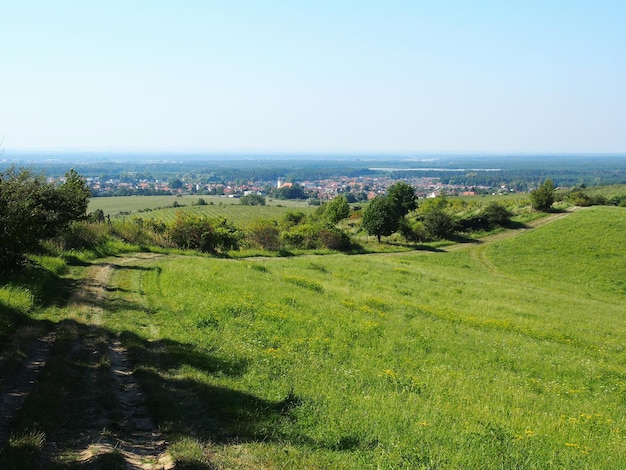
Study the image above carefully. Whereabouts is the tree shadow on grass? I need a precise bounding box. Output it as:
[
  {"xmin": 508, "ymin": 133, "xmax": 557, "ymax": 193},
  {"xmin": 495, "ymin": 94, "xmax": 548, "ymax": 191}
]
[
  {"xmin": 1, "ymin": 263, "xmax": 77, "ymax": 309},
  {"xmin": 119, "ymin": 330, "xmax": 306, "ymax": 444}
]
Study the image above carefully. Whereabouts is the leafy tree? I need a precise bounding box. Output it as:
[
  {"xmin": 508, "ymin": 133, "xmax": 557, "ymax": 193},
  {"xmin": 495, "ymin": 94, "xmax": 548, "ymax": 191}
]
[
  {"xmin": 0, "ymin": 167, "xmax": 90, "ymax": 270},
  {"xmin": 325, "ymin": 195, "xmax": 350, "ymax": 224},
  {"xmin": 169, "ymin": 178, "xmax": 184, "ymax": 190},
  {"xmin": 272, "ymin": 183, "xmax": 306, "ymax": 200},
  {"xmin": 387, "ymin": 182, "xmax": 418, "ymax": 218},
  {"xmin": 240, "ymin": 194, "xmax": 266, "ymax": 206},
  {"xmin": 530, "ymin": 179, "xmax": 555, "ymax": 212},
  {"xmin": 361, "ymin": 195, "xmax": 399, "ymax": 242},
  {"xmin": 58, "ymin": 169, "xmax": 91, "ymax": 225}
]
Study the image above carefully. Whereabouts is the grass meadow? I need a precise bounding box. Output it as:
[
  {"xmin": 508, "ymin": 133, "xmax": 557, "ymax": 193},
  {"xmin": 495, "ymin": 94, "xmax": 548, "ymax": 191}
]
[{"xmin": 27, "ymin": 205, "xmax": 620, "ymax": 468}]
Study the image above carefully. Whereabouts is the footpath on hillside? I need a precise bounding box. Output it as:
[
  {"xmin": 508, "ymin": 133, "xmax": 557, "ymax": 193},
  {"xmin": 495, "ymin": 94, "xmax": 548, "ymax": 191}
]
[{"xmin": 0, "ymin": 208, "xmax": 580, "ymax": 467}]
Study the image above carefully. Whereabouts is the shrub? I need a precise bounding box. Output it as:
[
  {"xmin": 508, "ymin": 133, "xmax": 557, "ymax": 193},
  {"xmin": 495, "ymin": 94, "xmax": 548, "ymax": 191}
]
[
  {"xmin": 240, "ymin": 194, "xmax": 266, "ymax": 206},
  {"xmin": 52, "ymin": 221, "xmax": 109, "ymax": 251},
  {"xmin": 247, "ymin": 220, "xmax": 281, "ymax": 251},
  {"xmin": 398, "ymin": 218, "xmax": 426, "ymax": 242},
  {"xmin": 317, "ymin": 227, "xmax": 351, "ymax": 250},
  {"xmin": 422, "ymin": 209, "xmax": 456, "ymax": 240},
  {"xmin": 530, "ymin": 179, "xmax": 555, "ymax": 212},
  {"xmin": 281, "ymin": 224, "xmax": 319, "ymax": 249},
  {"xmin": 168, "ymin": 213, "xmax": 241, "ymax": 253}
]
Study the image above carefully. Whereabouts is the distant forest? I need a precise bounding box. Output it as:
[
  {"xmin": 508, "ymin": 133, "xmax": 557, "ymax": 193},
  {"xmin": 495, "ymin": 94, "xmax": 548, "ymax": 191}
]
[{"xmin": 2, "ymin": 154, "xmax": 626, "ymax": 188}]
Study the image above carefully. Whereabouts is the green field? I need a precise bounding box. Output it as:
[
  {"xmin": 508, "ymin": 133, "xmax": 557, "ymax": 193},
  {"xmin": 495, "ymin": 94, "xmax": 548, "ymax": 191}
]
[
  {"xmin": 2, "ymin": 206, "xmax": 626, "ymax": 468},
  {"xmin": 89, "ymin": 195, "xmax": 313, "ymax": 215}
]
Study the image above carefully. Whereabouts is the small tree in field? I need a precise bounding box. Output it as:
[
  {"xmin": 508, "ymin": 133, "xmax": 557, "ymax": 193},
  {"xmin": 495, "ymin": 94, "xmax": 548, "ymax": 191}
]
[
  {"xmin": 530, "ymin": 179, "xmax": 555, "ymax": 212},
  {"xmin": 361, "ymin": 195, "xmax": 399, "ymax": 242},
  {"xmin": 325, "ymin": 195, "xmax": 350, "ymax": 225}
]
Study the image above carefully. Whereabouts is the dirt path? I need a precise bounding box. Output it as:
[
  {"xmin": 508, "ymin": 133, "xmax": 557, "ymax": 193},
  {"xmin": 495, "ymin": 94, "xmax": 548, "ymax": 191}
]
[
  {"xmin": 0, "ymin": 253, "xmax": 173, "ymax": 468},
  {"xmin": 56, "ymin": 253, "xmax": 174, "ymax": 469}
]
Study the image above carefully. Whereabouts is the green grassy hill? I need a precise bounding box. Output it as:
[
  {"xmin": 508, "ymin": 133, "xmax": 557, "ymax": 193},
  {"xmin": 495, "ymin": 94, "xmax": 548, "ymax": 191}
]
[{"xmin": 2, "ymin": 207, "xmax": 625, "ymax": 468}]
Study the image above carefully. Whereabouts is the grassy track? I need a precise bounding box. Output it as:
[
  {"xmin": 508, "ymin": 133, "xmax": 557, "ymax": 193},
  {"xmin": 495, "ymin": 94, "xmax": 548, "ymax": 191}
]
[{"xmin": 2, "ymin": 206, "xmax": 625, "ymax": 468}]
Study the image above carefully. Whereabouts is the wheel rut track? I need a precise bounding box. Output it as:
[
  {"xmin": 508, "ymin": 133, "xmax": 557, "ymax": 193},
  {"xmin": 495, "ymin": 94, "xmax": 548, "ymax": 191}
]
[
  {"xmin": 0, "ymin": 331, "xmax": 56, "ymax": 448},
  {"xmin": 0, "ymin": 253, "xmax": 173, "ymax": 468},
  {"xmin": 53, "ymin": 253, "xmax": 174, "ymax": 469}
]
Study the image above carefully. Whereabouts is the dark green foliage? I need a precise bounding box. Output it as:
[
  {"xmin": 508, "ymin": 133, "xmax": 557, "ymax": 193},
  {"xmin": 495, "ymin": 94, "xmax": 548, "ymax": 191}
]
[
  {"xmin": 387, "ymin": 181, "xmax": 418, "ymax": 218},
  {"xmin": 168, "ymin": 213, "xmax": 241, "ymax": 253},
  {"xmin": 281, "ymin": 224, "xmax": 320, "ymax": 249},
  {"xmin": 247, "ymin": 219, "xmax": 281, "ymax": 250},
  {"xmin": 324, "ymin": 195, "xmax": 350, "ymax": 224},
  {"xmin": 240, "ymin": 194, "xmax": 266, "ymax": 206},
  {"xmin": 281, "ymin": 211, "xmax": 307, "ymax": 228},
  {"xmin": 457, "ymin": 203, "xmax": 512, "ymax": 232},
  {"xmin": 361, "ymin": 195, "xmax": 399, "ymax": 242},
  {"xmin": 316, "ymin": 227, "xmax": 351, "ymax": 250},
  {"xmin": 272, "ymin": 183, "xmax": 306, "ymax": 200},
  {"xmin": 482, "ymin": 202, "xmax": 512, "ymax": 227},
  {"xmin": 567, "ymin": 189, "xmax": 612, "ymax": 207},
  {"xmin": 611, "ymin": 195, "xmax": 626, "ymax": 207},
  {"xmin": 89, "ymin": 208, "xmax": 106, "ymax": 223},
  {"xmin": 422, "ymin": 209, "xmax": 456, "ymax": 240},
  {"xmin": 530, "ymin": 179, "xmax": 555, "ymax": 212},
  {"xmin": 169, "ymin": 178, "xmax": 183, "ymax": 189},
  {"xmin": 53, "ymin": 221, "xmax": 109, "ymax": 251},
  {"xmin": 194, "ymin": 197, "xmax": 208, "ymax": 206},
  {"xmin": 0, "ymin": 167, "xmax": 90, "ymax": 271},
  {"xmin": 398, "ymin": 217, "xmax": 426, "ymax": 242},
  {"xmin": 280, "ymin": 222, "xmax": 350, "ymax": 251}
]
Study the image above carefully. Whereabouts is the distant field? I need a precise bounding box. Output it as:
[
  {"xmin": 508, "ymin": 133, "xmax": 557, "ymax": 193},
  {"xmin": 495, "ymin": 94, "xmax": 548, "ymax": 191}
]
[
  {"xmin": 582, "ymin": 184, "xmax": 626, "ymax": 198},
  {"xmin": 88, "ymin": 195, "xmax": 316, "ymax": 224},
  {"xmin": 72, "ymin": 206, "xmax": 626, "ymax": 467}
]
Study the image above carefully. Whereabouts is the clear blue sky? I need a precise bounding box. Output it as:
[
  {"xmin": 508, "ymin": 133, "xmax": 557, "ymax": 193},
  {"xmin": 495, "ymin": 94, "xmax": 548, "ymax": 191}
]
[{"xmin": 1, "ymin": 0, "xmax": 625, "ymax": 154}]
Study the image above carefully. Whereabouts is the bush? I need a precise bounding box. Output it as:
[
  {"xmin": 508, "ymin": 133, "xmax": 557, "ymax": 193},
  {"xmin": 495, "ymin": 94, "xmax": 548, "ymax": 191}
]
[
  {"xmin": 398, "ymin": 218, "xmax": 426, "ymax": 242},
  {"xmin": 281, "ymin": 224, "xmax": 319, "ymax": 249},
  {"xmin": 246, "ymin": 220, "xmax": 281, "ymax": 251},
  {"xmin": 317, "ymin": 227, "xmax": 351, "ymax": 250},
  {"xmin": 240, "ymin": 194, "xmax": 266, "ymax": 206},
  {"xmin": 530, "ymin": 179, "xmax": 555, "ymax": 212},
  {"xmin": 52, "ymin": 221, "xmax": 109, "ymax": 251},
  {"xmin": 281, "ymin": 223, "xmax": 351, "ymax": 251},
  {"xmin": 168, "ymin": 213, "xmax": 241, "ymax": 253},
  {"xmin": 422, "ymin": 209, "xmax": 456, "ymax": 240}
]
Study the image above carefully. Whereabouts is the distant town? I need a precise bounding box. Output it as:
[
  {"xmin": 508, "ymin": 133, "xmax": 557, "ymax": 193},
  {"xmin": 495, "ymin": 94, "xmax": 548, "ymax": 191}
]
[{"xmin": 73, "ymin": 173, "xmax": 516, "ymax": 202}]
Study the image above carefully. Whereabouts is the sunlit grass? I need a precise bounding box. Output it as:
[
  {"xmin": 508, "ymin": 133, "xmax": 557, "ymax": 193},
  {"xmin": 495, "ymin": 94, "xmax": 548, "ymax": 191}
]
[{"xmin": 90, "ymin": 206, "xmax": 626, "ymax": 468}]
